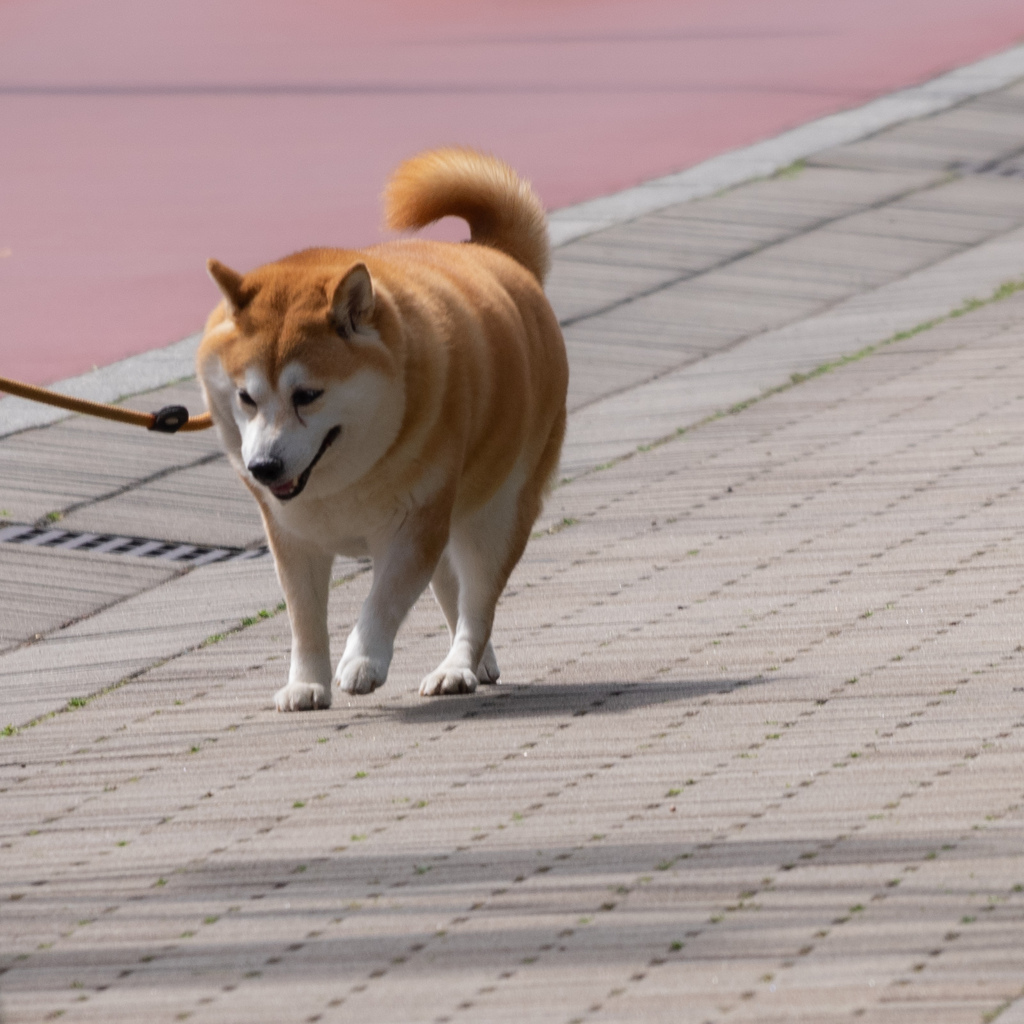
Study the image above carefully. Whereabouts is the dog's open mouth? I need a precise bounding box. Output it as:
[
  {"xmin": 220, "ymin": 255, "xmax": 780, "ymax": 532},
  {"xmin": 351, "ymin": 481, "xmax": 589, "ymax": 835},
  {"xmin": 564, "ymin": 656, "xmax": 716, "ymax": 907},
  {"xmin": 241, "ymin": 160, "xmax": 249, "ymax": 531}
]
[{"xmin": 269, "ymin": 426, "xmax": 342, "ymax": 501}]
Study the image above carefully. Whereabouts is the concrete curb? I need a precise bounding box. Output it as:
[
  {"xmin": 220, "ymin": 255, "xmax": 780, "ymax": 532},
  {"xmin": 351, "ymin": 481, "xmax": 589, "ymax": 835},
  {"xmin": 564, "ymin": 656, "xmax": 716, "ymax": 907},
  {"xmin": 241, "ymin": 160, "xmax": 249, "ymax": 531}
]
[
  {"xmin": 546, "ymin": 41, "xmax": 1024, "ymax": 245},
  {"xmin": 0, "ymin": 332, "xmax": 202, "ymax": 438},
  {"xmin": 3, "ymin": 40, "xmax": 1024, "ymax": 439}
]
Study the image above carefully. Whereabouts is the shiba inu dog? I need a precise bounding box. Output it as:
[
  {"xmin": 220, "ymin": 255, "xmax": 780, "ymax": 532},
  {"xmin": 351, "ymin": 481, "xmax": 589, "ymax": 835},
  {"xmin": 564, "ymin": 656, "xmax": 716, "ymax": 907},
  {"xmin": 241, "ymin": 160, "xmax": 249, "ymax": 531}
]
[{"xmin": 197, "ymin": 148, "xmax": 568, "ymax": 711}]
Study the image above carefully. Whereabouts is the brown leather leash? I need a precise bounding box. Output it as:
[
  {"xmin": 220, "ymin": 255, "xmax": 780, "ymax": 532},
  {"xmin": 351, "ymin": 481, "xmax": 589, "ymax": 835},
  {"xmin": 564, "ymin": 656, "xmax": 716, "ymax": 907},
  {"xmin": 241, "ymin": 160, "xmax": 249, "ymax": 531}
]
[{"xmin": 0, "ymin": 375, "xmax": 213, "ymax": 433}]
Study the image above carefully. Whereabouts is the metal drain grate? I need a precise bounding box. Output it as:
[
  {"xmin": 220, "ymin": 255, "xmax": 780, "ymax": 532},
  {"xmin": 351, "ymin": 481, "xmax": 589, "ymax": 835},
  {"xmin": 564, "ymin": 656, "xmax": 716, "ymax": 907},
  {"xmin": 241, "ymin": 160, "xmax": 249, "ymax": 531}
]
[{"xmin": 0, "ymin": 522, "xmax": 269, "ymax": 566}]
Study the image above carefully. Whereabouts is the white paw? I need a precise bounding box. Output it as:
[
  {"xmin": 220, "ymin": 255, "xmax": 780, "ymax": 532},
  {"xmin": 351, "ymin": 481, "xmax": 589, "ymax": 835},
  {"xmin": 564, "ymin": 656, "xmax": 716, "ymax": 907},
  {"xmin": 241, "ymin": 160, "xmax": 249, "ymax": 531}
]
[
  {"xmin": 337, "ymin": 657, "xmax": 388, "ymax": 695},
  {"xmin": 419, "ymin": 667, "xmax": 479, "ymax": 697},
  {"xmin": 274, "ymin": 682, "xmax": 331, "ymax": 712},
  {"xmin": 476, "ymin": 645, "xmax": 500, "ymax": 685}
]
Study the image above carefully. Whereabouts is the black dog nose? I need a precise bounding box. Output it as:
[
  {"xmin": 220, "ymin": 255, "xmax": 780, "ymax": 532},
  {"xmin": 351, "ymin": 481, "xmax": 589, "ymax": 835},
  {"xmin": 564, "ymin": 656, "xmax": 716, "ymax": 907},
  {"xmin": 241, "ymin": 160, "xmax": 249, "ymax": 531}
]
[{"xmin": 248, "ymin": 456, "xmax": 284, "ymax": 485}]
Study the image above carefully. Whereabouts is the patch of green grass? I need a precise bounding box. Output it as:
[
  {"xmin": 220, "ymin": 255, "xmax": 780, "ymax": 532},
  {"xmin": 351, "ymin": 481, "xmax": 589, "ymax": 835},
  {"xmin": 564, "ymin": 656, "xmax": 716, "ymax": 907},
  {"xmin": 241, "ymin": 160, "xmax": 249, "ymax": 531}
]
[
  {"xmin": 773, "ymin": 159, "xmax": 806, "ymax": 179},
  {"xmin": 240, "ymin": 609, "xmax": 275, "ymax": 627},
  {"xmin": 534, "ymin": 516, "xmax": 580, "ymax": 539},
  {"xmin": 202, "ymin": 602, "xmax": 295, "ymax": 649}
]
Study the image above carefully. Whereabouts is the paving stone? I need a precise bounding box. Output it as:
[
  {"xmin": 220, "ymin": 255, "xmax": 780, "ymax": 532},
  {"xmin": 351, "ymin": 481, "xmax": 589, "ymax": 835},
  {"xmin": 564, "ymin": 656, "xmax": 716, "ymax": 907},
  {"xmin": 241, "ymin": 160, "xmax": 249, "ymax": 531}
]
[{"xmin": 0, "ymin": 545, "xmax": 177, "ymax": 650}]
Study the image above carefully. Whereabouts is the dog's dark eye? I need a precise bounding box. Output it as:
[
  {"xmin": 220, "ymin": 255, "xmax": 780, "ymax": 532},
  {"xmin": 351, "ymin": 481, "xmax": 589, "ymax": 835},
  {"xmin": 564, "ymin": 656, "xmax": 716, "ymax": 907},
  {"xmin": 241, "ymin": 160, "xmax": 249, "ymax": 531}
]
[
  {"xmin": 238, "ymin": 389, "xmax": 256, "ymax": 408},
  {"xmin": 293, "ymin": 388, "xmax": 323, "ymax": 409}
]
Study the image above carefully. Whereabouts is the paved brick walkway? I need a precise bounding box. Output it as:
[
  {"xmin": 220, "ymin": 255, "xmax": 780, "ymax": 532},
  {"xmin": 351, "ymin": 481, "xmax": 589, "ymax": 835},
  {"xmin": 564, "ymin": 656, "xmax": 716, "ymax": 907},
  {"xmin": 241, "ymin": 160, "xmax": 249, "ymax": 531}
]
[{"xmin": 4, "ymin": 78, "xmax": 1024, "ymax": 1024}]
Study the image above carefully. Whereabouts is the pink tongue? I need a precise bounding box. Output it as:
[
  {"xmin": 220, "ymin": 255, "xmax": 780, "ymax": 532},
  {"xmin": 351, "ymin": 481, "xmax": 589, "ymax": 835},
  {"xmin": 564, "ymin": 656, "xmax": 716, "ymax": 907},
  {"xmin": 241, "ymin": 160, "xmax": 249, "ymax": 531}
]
[{"xmin": 271, "ymin": 479, "xmax": 296, "ymax": 496}]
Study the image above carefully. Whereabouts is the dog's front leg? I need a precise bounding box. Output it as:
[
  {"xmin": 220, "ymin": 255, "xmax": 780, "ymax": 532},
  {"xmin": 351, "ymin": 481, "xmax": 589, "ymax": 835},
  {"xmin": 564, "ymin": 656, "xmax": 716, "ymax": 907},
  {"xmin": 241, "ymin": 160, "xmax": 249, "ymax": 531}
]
[
  {"xmin": 336, "ymin": 507, "xmax": 448, "ymax": 696},
  {"xmin": 268, "ymin": 531, "xmax": 334, "ymax": 712}
]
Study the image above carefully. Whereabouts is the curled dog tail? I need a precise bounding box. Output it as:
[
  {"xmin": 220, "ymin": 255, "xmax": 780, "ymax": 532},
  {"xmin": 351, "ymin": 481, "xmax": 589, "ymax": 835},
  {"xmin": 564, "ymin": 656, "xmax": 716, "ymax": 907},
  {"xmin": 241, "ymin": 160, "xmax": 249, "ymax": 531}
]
[{"xmin": 384, "ymin": 147, "xmax": 551, "ymax": 284}]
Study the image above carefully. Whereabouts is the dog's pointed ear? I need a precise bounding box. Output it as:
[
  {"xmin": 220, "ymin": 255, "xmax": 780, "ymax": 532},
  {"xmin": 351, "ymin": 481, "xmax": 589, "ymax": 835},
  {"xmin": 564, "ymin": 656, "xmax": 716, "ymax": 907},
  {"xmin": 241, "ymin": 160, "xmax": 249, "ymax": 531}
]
[
  {"xmin": 329, "ymin": 263, "xmax": 375, "ymax": 339},
  {"xmin": 207, "ymin": 258, "xmax": 250, "ymax": 314}
]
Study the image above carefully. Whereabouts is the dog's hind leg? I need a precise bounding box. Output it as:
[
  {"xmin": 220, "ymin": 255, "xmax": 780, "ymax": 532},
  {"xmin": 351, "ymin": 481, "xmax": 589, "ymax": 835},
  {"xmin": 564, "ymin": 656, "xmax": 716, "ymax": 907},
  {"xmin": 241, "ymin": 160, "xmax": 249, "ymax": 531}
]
[
  {"xmin": 421, "ymin": 409, "xmax": 565, "ymax": 697},
  {"xmin": 430, "ymin": 550, "xmax": 500, "ymax": 684},
  {"xmin": 419, "ymin": 466, "xmax": 534, "ymax": 697},
  {"xmin": 337, "ymin": 499, "xmax": 451, "ymax": 695}
]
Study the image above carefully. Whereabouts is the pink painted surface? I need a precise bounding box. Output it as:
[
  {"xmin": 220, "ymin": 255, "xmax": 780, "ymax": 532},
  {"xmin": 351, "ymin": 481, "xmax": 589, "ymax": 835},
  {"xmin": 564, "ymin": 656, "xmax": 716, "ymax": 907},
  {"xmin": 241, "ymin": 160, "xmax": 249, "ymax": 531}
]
[{"xmin": 2, "ymin": 0, "xmax": 1024, "ymax": 384}]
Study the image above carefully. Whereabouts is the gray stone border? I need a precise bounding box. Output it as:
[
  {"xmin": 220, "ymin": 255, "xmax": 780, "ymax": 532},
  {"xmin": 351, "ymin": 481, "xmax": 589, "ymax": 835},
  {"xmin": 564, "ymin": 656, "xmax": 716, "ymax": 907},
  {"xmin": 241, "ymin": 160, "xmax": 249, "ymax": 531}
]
[
  {"xmin": 3, "ymin": 40, "xmax": 1024, "ymax": 438},
  {"xmin": 0, "ymin": 332, "xmax": 203, "ymax": 437},
  {"xmin": 547, "ymin": 42, "xmax": 1024, "ymax": 245}
]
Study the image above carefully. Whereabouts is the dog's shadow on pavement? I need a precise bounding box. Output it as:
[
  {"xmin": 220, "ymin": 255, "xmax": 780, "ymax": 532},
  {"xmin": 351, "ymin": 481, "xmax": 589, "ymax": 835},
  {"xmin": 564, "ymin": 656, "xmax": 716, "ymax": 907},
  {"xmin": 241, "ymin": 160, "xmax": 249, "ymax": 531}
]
[{"xmin": 387, "ymin": 675, "xmax": 774, "ymax": 726}]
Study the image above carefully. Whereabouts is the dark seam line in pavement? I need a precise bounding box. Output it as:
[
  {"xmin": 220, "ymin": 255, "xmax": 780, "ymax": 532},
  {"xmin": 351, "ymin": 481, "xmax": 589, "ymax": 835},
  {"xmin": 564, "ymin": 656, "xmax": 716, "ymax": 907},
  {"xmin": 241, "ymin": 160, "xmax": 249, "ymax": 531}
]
[
  {"xmin": 959, "ymin": 138, "xmax": 1024, "ymax": 175},
  {"xmin": 563, "ymin": 215, "xmax": 1024, "ymax": 422},
  {"xmin": 556, "ymin": 169, "xmax": 961, "ymax": 333},
  {"xmin": 0, "ymin": 563, "xmax": 192, "ymax": 678},
  {"xmin": 38, "ymin": 449, "xmax": 225, "ymax": 528}
]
